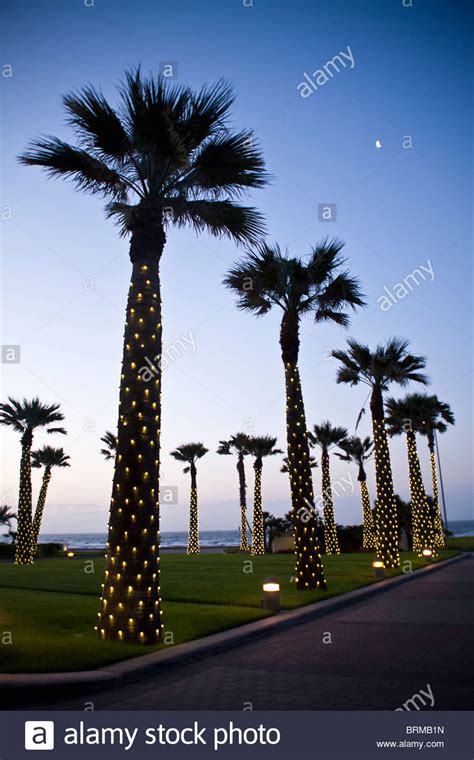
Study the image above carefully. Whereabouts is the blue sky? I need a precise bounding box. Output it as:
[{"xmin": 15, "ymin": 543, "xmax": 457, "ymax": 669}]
[{"xmin": 1, "ymin": 0, "xmax": 472, "ymax": 533}]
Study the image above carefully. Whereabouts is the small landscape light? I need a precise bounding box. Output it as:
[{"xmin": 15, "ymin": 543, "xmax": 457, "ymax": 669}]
[
  {"xmin": 67, "ymin": 551, "xmax": 75, "ymax": 558},
  {"xmin": 372, "ymin": 558, "xmax": 385, "ymax": 580},
  {"xmin": 422, "ymin": 548, "xmax": 433, "ymax": 559},
  {"xmin": 262, "ymin": 577, "xmax": 280, "ymax": 611}
]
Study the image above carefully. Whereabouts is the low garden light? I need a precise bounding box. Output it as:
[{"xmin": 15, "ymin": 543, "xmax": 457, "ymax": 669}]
[
  {"xmin": 262, "ymin": 577, "xmax": 280, "ymax": 611},
  {"xmin": 422, "ymin": 548, "xmax": 433, "ymax": 560},
  {"xmin": 67, "ymin": 550, "xmax": 75, "ymax": 558},
  {"xmin": 372, "ymin": 558, "xmax": 385, "ymax": 580}
]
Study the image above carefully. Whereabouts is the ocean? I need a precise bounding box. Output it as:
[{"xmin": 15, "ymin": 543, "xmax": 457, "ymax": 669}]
[
  {"xmin": 4, "ymin": 520, "xmax": 473, "ymax": 550},
  {"xmin": 29, "ymin": 529, "xmax": 242, "ymax": 550}
]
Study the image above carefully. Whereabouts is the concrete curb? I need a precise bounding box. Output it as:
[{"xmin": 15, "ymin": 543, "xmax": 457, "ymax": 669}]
[{"xmin": 0, "ymin": 552, "xmax": 469, "ymax": 701}]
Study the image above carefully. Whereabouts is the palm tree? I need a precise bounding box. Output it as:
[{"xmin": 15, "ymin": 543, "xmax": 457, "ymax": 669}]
[
  {"xmin": 225, "ymin": 240, "xmax": 364, "ymax": 588},
  {"xmin": 309, "ymin": 421, "xmax": 348, "ymax": 555},
  {"xmin": 31, "ymin": 446, "xmax": 71, "ymax": 552},
  {"xmin": 332, "ymin": 338, "xmax": 428, "ymax": 568},
  {"xmin": 0, "ymin": 397, "xmax": 66, "ymax": 565},
  {"xmin": 0, "ymin": 505, "xmax": 16, "ymax": 528},
  {"xmin": 385, "ymin": 394, "xmax": 435, "ymax": 556},
  {"xmin": 408, "ymin": 394, "xmax": 454, "ymax": 548},
  {"xmin": 246, "ymin": 435, "xmax": 282, "ymax": 555},
  {"xmin": 20, "ymin": 70, "xmax": 268, "ymax": 643},
  {"xmin": 217, "ymin": 433, "xmax": 252, "ymax": 551},
  {"xmin": 170, "ymin": 443, "xmax": 208, "ymax": 555},
  {"xmin": 100, "ymin": 431, "xmax": 117, "ymax": 461},
  {"xmin": 336, "ymin": 435, "xmax": 376, "ymax": 550}
]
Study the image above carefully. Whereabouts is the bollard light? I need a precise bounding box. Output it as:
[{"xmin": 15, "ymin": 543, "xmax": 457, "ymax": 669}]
[
  {"xmin": 67, "ymin": 551, "xmax": 75, "ymax": 558},
  {"xmin": 372, "ymin": 558, "xmax": 385, "ymax": 580},
  {"xmin": 422, "ymin": 548, "xmax": 433, "ymax": 559},
  {"xmin": 262, "ymin": 577, "xmax": 280, "ymax": 611}
]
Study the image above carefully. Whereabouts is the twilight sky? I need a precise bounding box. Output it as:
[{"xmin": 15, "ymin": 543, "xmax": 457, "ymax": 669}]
[{"xmin": 1, "ymin": 0, "xmax": 472, "ymax": 534}]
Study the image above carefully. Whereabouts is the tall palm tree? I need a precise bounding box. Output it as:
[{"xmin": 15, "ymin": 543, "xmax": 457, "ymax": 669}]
[
  {"xmin": 0, "ymin": 397, "xmax": 66, "ymax": 565},
  {"xmin": 332, "ymin": 338, "xmax": 428, "ymax": 568},
  {"xmin": 20, "ymin": 70, "xmax": 268, "ymax": 643},
  {"xmin": 217, "ymin": 433, "xmax": 252, "ymax": 551},
  {"xmin": 100, "ymin": 431, "xmax": 117, "ymax": 461},
  {"xmin": 336, "ymin": 435, "xmax": 376, "ymax": 550},
  {"xmin": 225, "ymin": 240, "xmax": 364, "ymax": 588},
  {"xmin": 385, "ymin": 394, "xmax": 435, "ymax": 556},
  {"xmin": 170, "ymin": 443, "xmax": 208, "ymax": 555},
  {"xmin": 31, "ymin": 446, "xmax": 71, "ymax": 552},
  {"xmin": 246, "ymin": 435, "xmax": 282, "ymax": 555},
  {"xmin": 0, "ymin": 505, "xmax": 16, "ymax": 528},
  {"xmin": 309, "ymin": 421, "xmax": 348, "ymax": 555},
  {"xmin": 409, "ymin": 394, "xmax": 454, "ymax": 548}
]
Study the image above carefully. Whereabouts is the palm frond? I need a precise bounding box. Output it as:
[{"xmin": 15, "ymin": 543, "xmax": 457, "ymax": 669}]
[
  {"xmin": 19, "ymin": 138, "xmax": 128, "ymax": 199},
  {"xmin": 63, "ymin": 86, "xmax": 132, "ymax": 160},
  {"xmin": 309, "ymin": 421, "xmax": 348, "ymax": 450},
  {"xmin": 32, "ymin": 445, "xmax": 70, "ymax": 469},
  {"xmin": 163, "ymin": 198, "xmax": 266, "ymax": 245},
  {"xmin": 174, "ymin": 130, "xmax": 270, "ymax": 198}
]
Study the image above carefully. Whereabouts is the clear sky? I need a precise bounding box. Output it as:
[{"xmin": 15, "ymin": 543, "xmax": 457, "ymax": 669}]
[{"xmin": 1, "ymin": 0, "xmax": 472, "ymax": 534}]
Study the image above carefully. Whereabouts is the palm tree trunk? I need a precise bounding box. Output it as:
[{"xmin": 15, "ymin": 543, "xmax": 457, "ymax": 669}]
[
  {"xmin": 359, "ymin": 470, "xmax": 377, "ymax": 550},
  {"xmin": 370, "ymin": 386, "xmax": 400, "ymax": 568},
  {"xmin": 31, "ymin": 466, "xmax": 52, "ymax": 554},
  {"xmin": 428, "ymin": 439, "xmax": 444, "ymax": 547},
  {"xmin": 98, "ymin": 236, "xmax": 164, "ymax": 644},
  {"xmin": 251, "ymin": 458, "xmax": 265, "ymax": 555},
  {"xmin": 237, "ymin": 453, "xmax": 249, "ymax": 552},
  {"xmin": 406, "ymin": 431, "xmax": 436, "ymax": 556},
  {"xmin": 280, "ymin": 312, "xmax": 326, "ymax": 590},
  {"xmin": 15, "ymin": 429, "xmax": 34, "ymax": 565},
  {"xmin": 187, "ymin": 462, "xmax": 200, "ymax": 555},
  {"xmin": 321, "ymin": 449, "xmax": 340, "ymax": 554}
]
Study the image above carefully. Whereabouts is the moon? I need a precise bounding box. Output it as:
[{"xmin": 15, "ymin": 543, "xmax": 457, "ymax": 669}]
[{"xmin": 375, "ymin": 139, "xmax": 382, "ymax": 149}]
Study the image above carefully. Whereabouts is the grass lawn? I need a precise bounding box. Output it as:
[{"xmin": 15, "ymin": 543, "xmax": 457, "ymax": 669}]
[
  {"xmin": 0, "ymin": 550, "xmax": 459, "ymax": 673},
  {"xmin": 445, "ymin": 535, "xmax": 474, "ymax": 551}
]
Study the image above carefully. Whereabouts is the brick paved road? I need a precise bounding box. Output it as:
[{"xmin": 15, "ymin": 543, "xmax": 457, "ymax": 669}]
[{"xmin": 33, "ymin": 557, "xmax": 474, "ymax": 710}]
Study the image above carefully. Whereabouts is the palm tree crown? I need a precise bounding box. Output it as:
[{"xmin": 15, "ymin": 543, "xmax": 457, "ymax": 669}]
[
  {"xmin": 246, "ymin": 435, "xmax": 282, "ymax": 462},
  {"xmin": 385, "ymin": 395, "xmax": 426, "ymax": 437},
  {"xmin": 336, "ymin": 435, "xmax": 373, "ymax": 476},
  {"xmin": 170, "ymin": 442, "xmax": 209, "ymax": 473},
  {"xmin": 0, "ymin": 397, "xmax": 66, "ymax": 441},
  {"xmin": 310, "ymin": 421, "xmax": 348, "ymax": 454},
  {"xmin": 32, "ymin": 446, "xmax": 71, "ymax": 470},
  {"xmin": 414, "ymin": 394, "xmax": 455, "ymax": 446},
  {"xmin": 100, "ymin": 431, "xmax": 118, "ymax": 461},
  {"xmin": 224, "ymin": 239, "xmax": 364, "ymax": 357},
  {"xmin": 0, "ymin": 505, "xmax": 16, "ymax": 527},
  {"xmin": 19, "ymin": 70, "xmax": 269, "ymax": 249},
  {"xmin": 332, "ymin": 338, "xmax": 428, "ymax": 393},
  {"xmin": 217, "ymin": 432, "xmax": 251, "ymax": 457}
]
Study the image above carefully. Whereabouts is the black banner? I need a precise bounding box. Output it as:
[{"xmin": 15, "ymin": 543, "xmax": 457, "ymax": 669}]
[{"xmin": 2, "ymin": 711, "xmax": 473, "ymax": 759}]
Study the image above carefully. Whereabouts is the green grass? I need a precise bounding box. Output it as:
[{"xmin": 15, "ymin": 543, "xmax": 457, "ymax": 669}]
[
  {"xmin": 446, "ymin": 535, "xmax": 474, "ymax": 551},
  {"xmin": 0, "ymin": 550, "xmax": 458, "ymax": 673},
  {"xmin": 0, "ymin": 588, "xmax": 271, "ymax": 673}
]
